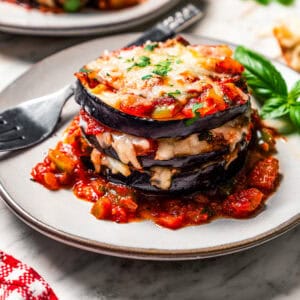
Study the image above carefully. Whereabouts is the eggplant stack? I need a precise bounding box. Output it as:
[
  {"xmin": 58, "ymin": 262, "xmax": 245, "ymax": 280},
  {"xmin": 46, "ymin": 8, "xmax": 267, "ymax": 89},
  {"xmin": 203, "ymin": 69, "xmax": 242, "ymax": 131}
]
[{"xmin": 75, "ymin": 38, "xmax": 252, "ymax": 194}]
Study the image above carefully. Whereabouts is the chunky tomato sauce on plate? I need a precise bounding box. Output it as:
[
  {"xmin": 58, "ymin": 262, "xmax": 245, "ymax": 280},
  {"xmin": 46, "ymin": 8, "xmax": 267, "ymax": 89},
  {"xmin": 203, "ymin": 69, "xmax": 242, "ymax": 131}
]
[{"xmin": 31, "ymin": 111, "xmax": 280, "ymax": 229}]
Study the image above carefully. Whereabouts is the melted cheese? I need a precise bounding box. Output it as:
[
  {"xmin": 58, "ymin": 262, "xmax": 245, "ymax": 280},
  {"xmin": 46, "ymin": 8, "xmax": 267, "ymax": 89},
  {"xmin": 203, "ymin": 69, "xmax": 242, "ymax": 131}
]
[
  {"xmin": 84, "ymin": 40, "xmax": 244, "ymax": 109},
  {"xmin": 89, "ymin": 113, "xmax": 250, "ymax": 165},
  {"xmin": 90, "ymin": 148, "xmax": 131, "ymax": 177},
  {"xmin": 156, "ymin": 135, "xmax": 210, "ymax": 160},
  {"xmin": 90, "ymin": 131, "xmax": 249, "ymax": 190},
  {"xmin": 211, "ymin": 116, "xmax": 250, "ymax": 151},
  {"xmin": 150, "ymin": 167, "xmax": 175, "ymax": 190},
  {"xmin": 95, "ymin": 132, "xmax": 150, "ymax": 169}
]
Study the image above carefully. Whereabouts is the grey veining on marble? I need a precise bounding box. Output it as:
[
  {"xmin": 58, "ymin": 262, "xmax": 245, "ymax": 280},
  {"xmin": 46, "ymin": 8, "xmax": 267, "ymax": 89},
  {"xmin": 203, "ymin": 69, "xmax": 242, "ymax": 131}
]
[{"xmin": 0, "ymin": 0, "xmax": 300, "ymax": 299}]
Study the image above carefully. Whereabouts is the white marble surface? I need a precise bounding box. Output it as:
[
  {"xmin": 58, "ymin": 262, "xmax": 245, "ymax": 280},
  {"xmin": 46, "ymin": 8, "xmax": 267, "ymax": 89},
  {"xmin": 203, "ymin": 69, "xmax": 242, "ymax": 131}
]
[{"xmin": 0, "ymin": 0, "xmax": 299, "ymax": 299}]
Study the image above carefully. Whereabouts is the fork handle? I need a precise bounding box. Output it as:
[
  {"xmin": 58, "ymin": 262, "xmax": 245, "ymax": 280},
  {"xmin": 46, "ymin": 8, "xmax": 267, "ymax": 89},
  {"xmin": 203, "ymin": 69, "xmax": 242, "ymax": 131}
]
[
  {"xmin": 20, "ymin": 83, "xmax": 75, "ymax": 109},
  {"xmin": 126, "ymin": 3, "xmax": 204, "ymax": 47}
]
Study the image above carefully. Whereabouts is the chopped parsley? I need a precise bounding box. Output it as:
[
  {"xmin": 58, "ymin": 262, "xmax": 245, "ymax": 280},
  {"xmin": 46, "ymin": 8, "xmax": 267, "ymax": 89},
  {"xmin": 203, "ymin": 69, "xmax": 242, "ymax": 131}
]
[
  {"xmin": 141, "ymin": 74, "xmax": 153, "ymax": 80},
  {"xmin": 128, "ymin": 56, "xmax": 151, "ymax": 70},
  {"xmin": 176, "ymin": 59, "xmax": 183, "ymax": 64},
  {"xmin": 135, "ymin": 56, "xmax": 151, "ymax": 67},
  {"xmin": 125, "ymin": 57, "xmax": 134, "ymax": 63},
  {"xmin": 79, "ymin": 67, "xmax": 91, "ymax": 73},
  {"xmin": 144, "ymin": 43, "xmax": 158, "ymax": 52},
  {"xmin": 152, "ymin": 59, "xmax": 172, "ymax": 77},
  {"xmin": 167, "ymin": 90, "xmax": 181, "ymax": 97},
  {"xmin": 185, "ymin": 103, "xmax": 204, "ymax": 126},
  {"xmin": 106, "ymin": 73, "xmax": 111, "ymax": 76}
]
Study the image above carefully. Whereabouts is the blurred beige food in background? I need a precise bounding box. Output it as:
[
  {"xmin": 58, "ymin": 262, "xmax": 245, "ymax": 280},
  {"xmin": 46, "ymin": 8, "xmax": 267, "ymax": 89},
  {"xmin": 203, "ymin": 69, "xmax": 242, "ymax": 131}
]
[{"xmin": 274, "ymin": 20, "xmax": 300, "ymax": 72}]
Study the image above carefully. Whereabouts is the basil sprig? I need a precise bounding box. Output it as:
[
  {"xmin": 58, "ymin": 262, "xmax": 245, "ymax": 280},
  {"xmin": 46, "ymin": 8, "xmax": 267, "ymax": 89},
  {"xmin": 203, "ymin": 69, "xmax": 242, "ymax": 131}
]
[{"xmin": 234, "ymin": 46, "xmax": 300, "ymax": 128}]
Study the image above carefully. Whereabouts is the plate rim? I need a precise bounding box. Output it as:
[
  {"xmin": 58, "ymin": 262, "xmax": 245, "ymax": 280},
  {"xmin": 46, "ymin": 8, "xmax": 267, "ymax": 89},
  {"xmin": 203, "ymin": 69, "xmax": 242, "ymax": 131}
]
[
  {"xmin": 0, "ymin": 33, "xmax": 299, "ymax": 260},
  {"xmin": 0, "ymin": 0, "xmax": 180, "ymax": 36},
  {"xmin": 1, "ymin": 183, "xmax": 299, "ymax": 260}
]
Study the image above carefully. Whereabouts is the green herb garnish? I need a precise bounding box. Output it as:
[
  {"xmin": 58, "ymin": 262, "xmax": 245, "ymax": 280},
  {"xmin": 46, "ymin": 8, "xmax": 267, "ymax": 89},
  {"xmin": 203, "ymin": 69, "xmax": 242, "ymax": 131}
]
[
  {"xmin": 250, "ymin": 0, "xmax": 294, "ymax": 5},
  {"xmin": 141, "ymin": 74, "xmax": 153, "ymax": 80},
  {"xmin": 79, "ymin": 67, "xmax": 91, "ymax": 73},
  {"xmin": 234, "ymin": 46, "xmax": 288, "ymax": 99},
  {"xmin": 153, "ymin": 59, "xmax": 172, "ymax": 76},
  {"xmin": 167, "ymin": 90, "xmax": 181, "ymax": 97},
  {"xmin": 234, "ymin": 46, "xmax": 300, "ymax": 129},
  {"xmin": 185, "ymin": 103, "xmax": 203, "ymax": 126},
  {"xmin": 145, "ymin": 43, "xmax": 158, "ymax": 52},
  {"xmin": 128, "ymin": 56, "xmax": 151, "ymax": 70},
  {"xmin": 63, "ymin": 0, "xmax": 81, "ymax": 12},
  {"xmin": 135, "ymin": 56, "xmax": 151, "ymax": 67}
]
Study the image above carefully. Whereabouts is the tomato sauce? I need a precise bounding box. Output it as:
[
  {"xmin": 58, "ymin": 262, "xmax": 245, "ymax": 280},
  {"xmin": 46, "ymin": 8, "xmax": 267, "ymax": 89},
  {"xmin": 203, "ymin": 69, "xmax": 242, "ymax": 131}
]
[
  {"xmin": 31, "ymin": 112, "xmax": 280, "ymax": 229},
  {"xmin": 75, "ymin": 63, "xmax": 248, "ymax": 121}
]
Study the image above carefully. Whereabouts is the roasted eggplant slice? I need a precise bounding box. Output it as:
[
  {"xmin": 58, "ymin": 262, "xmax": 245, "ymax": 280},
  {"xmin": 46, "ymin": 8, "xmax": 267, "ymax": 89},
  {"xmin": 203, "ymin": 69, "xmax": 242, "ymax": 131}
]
[
  {"xmin": 103, "ymin": 143, "xmax": 248, "ymax": 194},
  {"xmin": 80, "ymin": 109, "xmax": 251, "ymax": 170},
  {"xmin": 86, "ymin": 136, "xmax": 249, "ymax": 194},
  {"xmin": 75, "ymin": 39, "xmax": 251, "ymax": 138},
  {"xmin": 82, "ymin": 130, "xmax": 229, "ymax": 169},
  {"xmin": 75, "ymin": 81, "xmax": 250, "ymax": 139}
]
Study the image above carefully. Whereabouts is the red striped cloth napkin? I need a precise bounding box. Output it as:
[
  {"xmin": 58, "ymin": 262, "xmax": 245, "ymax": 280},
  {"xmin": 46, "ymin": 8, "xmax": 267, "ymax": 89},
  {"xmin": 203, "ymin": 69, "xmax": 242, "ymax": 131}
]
[{"xmin": 0, "ymin": 251, "xmax": 58, "ymax": 300}]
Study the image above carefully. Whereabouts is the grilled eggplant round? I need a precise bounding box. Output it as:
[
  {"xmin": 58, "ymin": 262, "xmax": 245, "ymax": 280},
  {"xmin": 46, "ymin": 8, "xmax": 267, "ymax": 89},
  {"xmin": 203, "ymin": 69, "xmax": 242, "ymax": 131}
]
[
  {"xmin": 75, "ymin": 81, "xmax": 250, "ymax": 139},
  {"xmin": 82, "ymin": 129, "xmax": 229, "ymax": 169},
  {"xmin": 102, "ymin": 139, "xmax": 248, "ymax": 194}
]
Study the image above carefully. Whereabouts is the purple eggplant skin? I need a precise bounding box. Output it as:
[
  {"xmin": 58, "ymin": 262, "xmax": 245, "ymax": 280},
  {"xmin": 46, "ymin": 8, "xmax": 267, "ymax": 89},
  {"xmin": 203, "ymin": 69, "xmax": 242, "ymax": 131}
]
[
  {"xmin": 81, "ymin": 128, "xmax": 229, "ymax": 169},
  {"xmin": 101, "ymin": 140, "xmax": 249, "ymax": 195},
  {"xmin": 75, "ymin": 81, "xmax": 251, "ymax": 139}
]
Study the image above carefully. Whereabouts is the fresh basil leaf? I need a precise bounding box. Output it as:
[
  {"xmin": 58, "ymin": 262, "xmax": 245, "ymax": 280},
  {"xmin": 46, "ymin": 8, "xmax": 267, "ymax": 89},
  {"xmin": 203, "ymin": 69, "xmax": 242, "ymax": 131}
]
[
  {"xmin": 251, "ymin": 0, "xmax": 294, "ymax": 5},
  {"xmin": 260, "ymin": 97, "xmax": 286, "ymax": 111},
  {"xmin": 255, "ymin": 0, "xmax": 271, "ymax": 4},
  {"xmin": 288, "ymin": 80, "xmax": 300, "ymax": 102},
  {"xmin": 261, "ymin": 103, "xmax": 289, "ymax": 119},
  {"xmin": 276, "ymin": 0, "xmax": 294, "ymax": 5},
  {"xmin": 234, "ymin": 46, "xmax": 288, "ymax": 100},
  {"xmin": 289, "ymin": 106, "xmax": 300, "ymax": 128}
]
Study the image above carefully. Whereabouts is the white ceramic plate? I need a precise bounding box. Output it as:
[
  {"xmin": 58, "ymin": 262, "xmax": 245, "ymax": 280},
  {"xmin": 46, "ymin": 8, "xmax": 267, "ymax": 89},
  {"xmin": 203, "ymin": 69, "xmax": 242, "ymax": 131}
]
[
  {"xmin": 0, "ymin": 0, "xmax": 179, "ymax": 36},
  {"xmin": 0, "ymin": 34, "xmax": 299, "ymax": 260}
]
